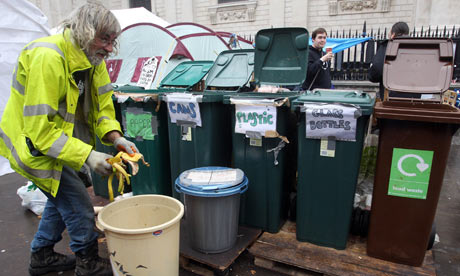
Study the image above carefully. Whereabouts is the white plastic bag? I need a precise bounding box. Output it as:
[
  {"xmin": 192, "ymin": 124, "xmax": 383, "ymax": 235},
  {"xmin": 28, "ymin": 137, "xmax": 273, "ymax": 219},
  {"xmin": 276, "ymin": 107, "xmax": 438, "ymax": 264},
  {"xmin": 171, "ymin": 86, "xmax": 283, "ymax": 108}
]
[{"xmin": 17, "ymin": 181, "xmax": 47, "ymax": 216}]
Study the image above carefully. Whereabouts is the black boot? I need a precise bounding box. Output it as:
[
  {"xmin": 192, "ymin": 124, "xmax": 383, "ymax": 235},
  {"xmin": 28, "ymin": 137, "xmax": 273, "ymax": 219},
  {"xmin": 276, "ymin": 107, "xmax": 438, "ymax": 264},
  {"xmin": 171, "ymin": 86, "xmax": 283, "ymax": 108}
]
[
  {"xmin": 28, "ymin": 245, "xmax": 76, "ymax": 276},
  {"xmin": 75, "ymin": 241, "xmax": 113, "ymax": 276}
]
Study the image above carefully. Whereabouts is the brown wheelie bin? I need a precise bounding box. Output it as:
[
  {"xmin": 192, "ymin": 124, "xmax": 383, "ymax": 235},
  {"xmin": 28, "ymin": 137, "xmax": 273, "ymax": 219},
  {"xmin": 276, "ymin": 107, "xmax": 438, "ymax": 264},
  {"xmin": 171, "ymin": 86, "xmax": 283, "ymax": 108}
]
[{"xmin": 367, "ymin": 38, "xmax": 460, "ymax": 266}]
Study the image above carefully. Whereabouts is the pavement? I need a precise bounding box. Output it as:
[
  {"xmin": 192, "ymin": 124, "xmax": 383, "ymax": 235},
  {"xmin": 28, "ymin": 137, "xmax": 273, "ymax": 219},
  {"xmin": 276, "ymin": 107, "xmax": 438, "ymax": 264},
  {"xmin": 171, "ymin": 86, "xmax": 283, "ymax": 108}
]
[{"xmin": 0, "ymin": 132, "xmax": 459, "ymax": 276}]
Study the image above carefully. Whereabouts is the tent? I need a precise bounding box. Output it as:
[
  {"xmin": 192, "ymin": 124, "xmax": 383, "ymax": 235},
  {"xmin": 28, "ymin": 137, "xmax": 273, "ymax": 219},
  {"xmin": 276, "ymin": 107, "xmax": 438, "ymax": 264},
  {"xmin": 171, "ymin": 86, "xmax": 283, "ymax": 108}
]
[
  {"xmin": 111, "ymin": 7, "xmax": 169, "ymax": 29},
  {"xmin": 107, "ymin": 22, "xmax": 254, "ymax": 88},
  {"xmin": 0, "ymin": 0, "xmax": 51, "ymax": 176},
  {"xmin": 216, "ymin": 31, "xmax": 254, "ymax": 49}
]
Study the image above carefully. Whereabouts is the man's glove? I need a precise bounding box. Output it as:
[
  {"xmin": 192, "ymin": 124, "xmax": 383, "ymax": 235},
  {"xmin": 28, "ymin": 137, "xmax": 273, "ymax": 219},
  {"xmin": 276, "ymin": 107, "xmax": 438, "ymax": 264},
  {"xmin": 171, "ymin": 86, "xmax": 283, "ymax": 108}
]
[
  {"xmin": 85, "ymin": 150, "xmax": 113, "ymax": 176},
  {"xmin": 113, "ymin": 137, "xmax": 139, "ymax": 155}
]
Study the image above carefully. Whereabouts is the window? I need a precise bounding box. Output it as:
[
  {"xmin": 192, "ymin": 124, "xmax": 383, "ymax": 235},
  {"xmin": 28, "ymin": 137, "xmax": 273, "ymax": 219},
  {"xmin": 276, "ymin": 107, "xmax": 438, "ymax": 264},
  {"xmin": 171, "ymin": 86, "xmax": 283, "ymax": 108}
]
[
  {"xmin": 130, "ymin": 0, "xmax": 151, "ymax": 11},
  {"xmin": 218, "ymin": 0, "xmax": 246, "ymax": 3}
]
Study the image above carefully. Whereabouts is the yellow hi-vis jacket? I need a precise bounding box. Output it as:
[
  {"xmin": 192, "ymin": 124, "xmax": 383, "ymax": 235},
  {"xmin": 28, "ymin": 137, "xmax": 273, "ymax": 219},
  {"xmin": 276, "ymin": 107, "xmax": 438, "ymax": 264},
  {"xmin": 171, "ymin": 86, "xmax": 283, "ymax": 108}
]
[{"xmin": 0, "ymin": 30, "xmax": 121, "ymax": 197}]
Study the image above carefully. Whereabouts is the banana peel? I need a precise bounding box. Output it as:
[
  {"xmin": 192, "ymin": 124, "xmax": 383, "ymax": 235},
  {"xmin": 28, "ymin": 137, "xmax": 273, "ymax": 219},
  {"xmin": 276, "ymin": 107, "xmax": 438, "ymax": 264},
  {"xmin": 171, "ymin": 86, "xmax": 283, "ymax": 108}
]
[{"xmin": 106, "ymin": 152, "xmax": 150, "ymax": 201}]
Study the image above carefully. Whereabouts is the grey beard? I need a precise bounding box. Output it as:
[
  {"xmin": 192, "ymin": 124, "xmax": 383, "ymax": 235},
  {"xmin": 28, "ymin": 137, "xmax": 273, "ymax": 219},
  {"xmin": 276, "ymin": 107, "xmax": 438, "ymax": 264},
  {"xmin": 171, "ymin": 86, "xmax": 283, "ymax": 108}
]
[
  {"xmin": 87, "ymin": 54, "xmax": 103, "ymax": 66},
  {"xmin": 83, "ymin": 49, "xmax": 104, "ymax": 66}
]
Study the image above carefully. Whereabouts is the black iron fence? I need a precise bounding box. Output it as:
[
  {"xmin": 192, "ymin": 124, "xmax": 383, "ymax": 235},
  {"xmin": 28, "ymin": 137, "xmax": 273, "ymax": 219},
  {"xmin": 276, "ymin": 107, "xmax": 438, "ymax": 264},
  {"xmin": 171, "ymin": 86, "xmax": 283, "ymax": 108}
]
[
  {"xmin": 328, "ymin": 22, "xmax": 460, "ymax": 81},
  {"xmin": 240, "ymin": 22, "xmax": 460, "ymax": 82}
]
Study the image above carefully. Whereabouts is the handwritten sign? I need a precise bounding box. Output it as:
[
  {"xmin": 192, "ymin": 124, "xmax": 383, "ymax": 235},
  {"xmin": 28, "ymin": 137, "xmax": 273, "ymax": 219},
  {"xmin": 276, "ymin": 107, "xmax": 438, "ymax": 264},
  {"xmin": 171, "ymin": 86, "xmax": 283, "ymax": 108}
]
[
  {"xmin": 125, "ymin": 112, "xmax": 155, "ymax": 140},
  {"xmin": 136, "ymin": 57, "xmax": 159, "ymax": 89},
  {"xmin": 165, "ymin": 93, "xmax": 202, "ymax": 127},
  {"xmin": 235, "ymin": 104, "xmax": 277, "ymax": 136},
  {"xmin": 303, "ymin": 103, "xmax": 359, "ymax": 141}
]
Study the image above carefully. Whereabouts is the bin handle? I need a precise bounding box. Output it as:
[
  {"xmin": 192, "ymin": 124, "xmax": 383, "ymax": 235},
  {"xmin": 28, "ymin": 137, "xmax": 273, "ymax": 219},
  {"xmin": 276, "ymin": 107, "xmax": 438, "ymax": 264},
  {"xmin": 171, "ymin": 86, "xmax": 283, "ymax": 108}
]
[
  {"xmin": 240, "ymin": 183, "xmax": 248, "ymax": 194},
  {"xmin": 353, "ymin": 91, "xmax": 363, "ymax": 97},
  {"xmin": 155, "ymin": 97, "xmax": 161, "ymax": 113},
  {"xmin": 95, "ymin": 219, "xmax": 104, "ymax": 232}
]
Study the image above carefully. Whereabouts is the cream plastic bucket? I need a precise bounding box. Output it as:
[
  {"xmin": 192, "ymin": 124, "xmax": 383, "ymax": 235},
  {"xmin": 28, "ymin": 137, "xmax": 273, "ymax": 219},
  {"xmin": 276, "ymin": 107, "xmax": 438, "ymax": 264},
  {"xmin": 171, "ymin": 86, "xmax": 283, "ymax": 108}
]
[{"xmin": 97, "ymin": 195, "xmax": 184, "ymax": 276}]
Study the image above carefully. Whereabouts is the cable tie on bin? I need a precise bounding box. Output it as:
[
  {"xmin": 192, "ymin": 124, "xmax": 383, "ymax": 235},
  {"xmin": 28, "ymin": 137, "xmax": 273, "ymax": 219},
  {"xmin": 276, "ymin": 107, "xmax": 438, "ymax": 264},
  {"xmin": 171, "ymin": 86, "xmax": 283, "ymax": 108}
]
[{"xmin": 266, "ymin": 139, "xmax": 286, "ymax": 166}]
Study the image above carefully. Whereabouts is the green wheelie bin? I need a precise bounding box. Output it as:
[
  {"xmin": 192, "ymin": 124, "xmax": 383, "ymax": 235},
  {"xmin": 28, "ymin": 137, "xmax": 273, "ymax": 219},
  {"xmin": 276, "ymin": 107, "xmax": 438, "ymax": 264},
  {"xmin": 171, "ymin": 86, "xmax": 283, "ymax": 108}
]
[
  {"xmin": 292, "ymin": 89, "xmax": 375, "ymax": 249},
  {"xmin": 223, "ymin": 27, "xmax": 310, "ymax": 233},
  {"xmin": 92, "ymin": 61, "xmax": 212, "ymax": 199},
  {"xmin": 159, "ymin": 60, "xmax": 234, "ymax": 200},
  {"xmin": 204, "ymin": 49, "xmax": 255, "ymax": 93},
  {"xmin": 164, "ymin": 50, "xmax": 255, "ymax": 200},
  {"xmin": 164, "ymin": 91, "xmax": 233, "ymax": 199}
]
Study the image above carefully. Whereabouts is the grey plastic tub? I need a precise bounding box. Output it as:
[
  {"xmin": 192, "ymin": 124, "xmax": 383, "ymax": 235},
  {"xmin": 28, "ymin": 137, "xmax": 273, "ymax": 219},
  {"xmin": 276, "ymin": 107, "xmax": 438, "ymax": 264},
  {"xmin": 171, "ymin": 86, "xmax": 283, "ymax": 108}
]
[{"xmin": 175, "ymin": 167, "xmax": 248, "ymax": 253}]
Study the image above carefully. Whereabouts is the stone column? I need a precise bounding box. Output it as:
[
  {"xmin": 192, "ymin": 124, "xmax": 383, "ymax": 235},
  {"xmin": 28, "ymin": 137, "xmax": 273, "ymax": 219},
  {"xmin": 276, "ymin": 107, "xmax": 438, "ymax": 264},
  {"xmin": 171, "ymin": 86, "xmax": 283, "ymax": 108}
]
[
  {"xmin": 414, "ymin": 0, "xmax": 432, "ymax": 27},
  {"xmin": 164, "ymin": 0, "xmax": 177, "ymax": 23},
  {"xmin": 269, "ymin": 0, "xmax": 285, "ymax": 28},
  {"xmin": 291, "ymin": 0, "xmax": 309, "ymax": 28},
  {"xmin": 179, "ymin": 0, "xmax": 194, "ymax": 22}
]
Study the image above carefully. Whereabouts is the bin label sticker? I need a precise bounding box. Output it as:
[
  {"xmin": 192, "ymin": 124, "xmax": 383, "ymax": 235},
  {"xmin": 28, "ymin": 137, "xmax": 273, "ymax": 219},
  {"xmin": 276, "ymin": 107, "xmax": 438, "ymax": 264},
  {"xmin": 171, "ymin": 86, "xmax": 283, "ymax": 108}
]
[
  {"xmin": 320, "ymin": 138, "xmax": 336, "ymax": 157},
  {"xmin": 125, "ymin": 112, "xmax": 155, "ymax": 140},
  {"xmin": 388, "ymin": 148, "xmax": 434, "ymax": 200},
  {"xmin": 235, "ymin": 104, "xmax": 277, "ymax": 136},
  {"xmin": 136, "ymin": 57, "xmax": 159, "ymax": 89},
  {"xmin": 166, "ymin": 94, "xmax": 202, "ymax": 127},
  {"xmin": 303, "ymin": 103, "xmax": 360, "ymax": 141},
  {"xmin": 186, "ymin": 170, "xmax": 237, "ymax": 184},
  {"xmin": 250, "ymin": 137, "xmax": 262, "ymax": 147}
]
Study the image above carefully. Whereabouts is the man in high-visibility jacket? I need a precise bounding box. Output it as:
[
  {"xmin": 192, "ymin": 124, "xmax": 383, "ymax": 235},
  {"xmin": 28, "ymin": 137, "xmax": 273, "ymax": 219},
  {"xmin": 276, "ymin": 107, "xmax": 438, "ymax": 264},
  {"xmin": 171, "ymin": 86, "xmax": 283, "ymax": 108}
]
[{"xmin": 0, "ymin": 3, "xmax": 139, "ymax": 276}]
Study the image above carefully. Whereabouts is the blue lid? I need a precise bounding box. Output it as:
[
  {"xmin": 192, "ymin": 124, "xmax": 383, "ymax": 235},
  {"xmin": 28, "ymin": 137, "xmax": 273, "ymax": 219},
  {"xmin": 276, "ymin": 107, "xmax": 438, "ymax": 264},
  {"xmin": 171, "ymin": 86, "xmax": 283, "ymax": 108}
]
[{"xmin": 175, "ymin": 167, "xmax": 248, "ymax": 197}]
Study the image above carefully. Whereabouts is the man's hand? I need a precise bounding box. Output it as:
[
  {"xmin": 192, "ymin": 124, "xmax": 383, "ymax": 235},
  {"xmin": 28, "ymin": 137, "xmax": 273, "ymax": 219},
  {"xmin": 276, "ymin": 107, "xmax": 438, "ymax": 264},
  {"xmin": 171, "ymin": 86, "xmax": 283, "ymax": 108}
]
[
  {"xmin": 85, "ymin": 150, "xmax": 113, "ymax": 176},
  {"xmin": 320, "ymin": 51, "xmax": 333, "ymax": 62},
  {"xmin": 113, "ymin": 137, "xmax": 139, "ymax": 155}
]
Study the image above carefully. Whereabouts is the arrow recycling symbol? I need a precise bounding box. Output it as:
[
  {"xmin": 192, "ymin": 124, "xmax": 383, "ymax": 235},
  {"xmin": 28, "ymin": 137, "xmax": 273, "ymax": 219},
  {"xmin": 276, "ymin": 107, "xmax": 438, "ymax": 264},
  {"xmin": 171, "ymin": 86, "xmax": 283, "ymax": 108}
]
[{"xmin": 397, "ymin": 154, "xmax": 430, "ymax": 177}]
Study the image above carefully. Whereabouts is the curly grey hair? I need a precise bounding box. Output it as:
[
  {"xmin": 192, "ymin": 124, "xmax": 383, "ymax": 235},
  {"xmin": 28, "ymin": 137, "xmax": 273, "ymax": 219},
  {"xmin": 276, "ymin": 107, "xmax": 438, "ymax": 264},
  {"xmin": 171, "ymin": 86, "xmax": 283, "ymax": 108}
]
[{"xmin": 61, "ymin": 1, "xmax": 120, "ymax": 52}]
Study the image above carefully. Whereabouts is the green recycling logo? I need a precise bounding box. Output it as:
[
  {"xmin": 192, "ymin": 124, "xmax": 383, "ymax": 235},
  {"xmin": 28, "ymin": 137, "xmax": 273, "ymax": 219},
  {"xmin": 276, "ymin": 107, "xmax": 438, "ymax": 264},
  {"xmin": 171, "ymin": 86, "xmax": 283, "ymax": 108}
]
[
  {"xmin": 397, "ymin": 154, "xmax": 430, "ymax": 177},
  {"xmin": 388, "ymin": 148, "xmax": 434, "ymax": 200}
]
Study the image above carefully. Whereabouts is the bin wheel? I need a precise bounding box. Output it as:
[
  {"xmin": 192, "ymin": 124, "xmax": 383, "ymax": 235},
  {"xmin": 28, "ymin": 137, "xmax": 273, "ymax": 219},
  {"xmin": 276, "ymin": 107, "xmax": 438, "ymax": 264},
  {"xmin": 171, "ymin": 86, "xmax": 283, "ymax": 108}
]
[
  {"xmin": 360, "ymin": 210, "xmax": 370, "ymax": 238},
  {"xmin": 427, "ymin": 223, "xmax": 436, "ymax": 250},
  {"xmin": 351, "ymin": 207, "xmax": 362, "ymax": 236}
]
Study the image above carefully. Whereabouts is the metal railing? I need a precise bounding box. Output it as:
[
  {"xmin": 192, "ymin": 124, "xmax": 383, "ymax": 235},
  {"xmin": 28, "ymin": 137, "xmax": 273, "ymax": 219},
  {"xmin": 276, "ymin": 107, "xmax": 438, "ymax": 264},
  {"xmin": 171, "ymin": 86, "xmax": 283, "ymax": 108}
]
[
  {"xmin": 328, "ymin": 22, "xmax": 460, "ymax": 81},
  {"xmin": 239, "ymin": 22, "xmax": 460, "ymax": 82}
]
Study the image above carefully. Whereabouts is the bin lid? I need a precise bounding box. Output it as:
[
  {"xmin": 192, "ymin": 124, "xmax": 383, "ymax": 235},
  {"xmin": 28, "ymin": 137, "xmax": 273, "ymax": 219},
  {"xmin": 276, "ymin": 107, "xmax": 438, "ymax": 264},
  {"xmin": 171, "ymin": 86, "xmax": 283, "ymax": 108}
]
[
  {"xmin": 292, "ymin": 89, "xmax": 375, "ymax": 115},
  {"xmin": 374, "ymin": 101, "xmax": 460, "ymax": 124},
  {"xmin": 383, "ymin": 38, "xmax": 454, "ymax": 94},
  {"xmin": 159, "ymin": 61, "xmax": 213, "ymax": 88},
  {"xmin": 254, "ymin": 27, "xmax": 309, "ymax": 87},
  {"xmin": 175, "ymin": 167, "xmax": 248, "ymax": 197},
  {"xmin": 205, "ymin": 49, "xmax": 255, "ymax": 90},
  {"xmin": 222, "ymin": 91, "xmax": 300, "ymax": 105},
  {"xmin": 113, "ymin": 85, "xmax": 187, "ymax": 93}
]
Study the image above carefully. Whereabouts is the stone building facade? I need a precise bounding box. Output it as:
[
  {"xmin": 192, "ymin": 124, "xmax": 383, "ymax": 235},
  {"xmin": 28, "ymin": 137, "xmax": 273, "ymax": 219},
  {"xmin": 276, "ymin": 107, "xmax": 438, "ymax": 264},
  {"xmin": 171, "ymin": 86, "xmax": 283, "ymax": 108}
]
[{"xmin": 29, "ymin": 0, "xmax": 459, "ymax": 37}]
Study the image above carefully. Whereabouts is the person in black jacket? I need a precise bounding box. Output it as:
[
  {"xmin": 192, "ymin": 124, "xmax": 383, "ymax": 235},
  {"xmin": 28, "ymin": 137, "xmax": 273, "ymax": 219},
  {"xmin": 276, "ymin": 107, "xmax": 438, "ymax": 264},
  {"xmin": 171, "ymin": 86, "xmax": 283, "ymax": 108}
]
[
  {"xmin": 368, "ymin": 22, "xmax": 418, "ymax": 99},
  {"xmin": 302, "ymin": 28, "xmax": 333, "ymax": 90}
]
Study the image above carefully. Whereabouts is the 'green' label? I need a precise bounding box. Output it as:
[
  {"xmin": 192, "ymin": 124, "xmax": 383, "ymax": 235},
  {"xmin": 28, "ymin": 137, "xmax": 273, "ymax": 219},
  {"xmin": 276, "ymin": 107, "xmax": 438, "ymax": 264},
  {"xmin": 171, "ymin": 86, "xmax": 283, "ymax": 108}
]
[
  {"xmin": 388, "ymin": 148, "xmax": 433, "ymax": 200},
  {"xmin": 125, "ymin": 112, "xmax": 155, "ymax": 140}
]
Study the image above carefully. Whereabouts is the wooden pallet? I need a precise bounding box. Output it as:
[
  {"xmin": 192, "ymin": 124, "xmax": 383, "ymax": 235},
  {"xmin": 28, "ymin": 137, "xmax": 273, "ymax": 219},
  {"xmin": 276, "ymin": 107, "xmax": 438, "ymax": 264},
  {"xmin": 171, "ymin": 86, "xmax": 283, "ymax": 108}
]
[
  {"xmin": 180, "ymin": 221, "xmax": 262, "ymax": 276},
  {"xmin": 249, "ymin": 221, "xmax": 436, "ymax": 276}
]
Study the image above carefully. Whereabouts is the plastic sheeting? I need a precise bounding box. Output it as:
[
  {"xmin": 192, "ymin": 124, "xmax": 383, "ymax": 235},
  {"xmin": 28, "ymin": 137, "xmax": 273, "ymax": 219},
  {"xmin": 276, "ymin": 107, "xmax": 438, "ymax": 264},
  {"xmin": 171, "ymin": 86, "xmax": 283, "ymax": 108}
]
[
  {"xmin": 309, "ymin": 37, "xmax": 372, "ymax": 53},
  {"xmin": 0, "ymin": 0, "xmax": 50, "ymax": 176}
]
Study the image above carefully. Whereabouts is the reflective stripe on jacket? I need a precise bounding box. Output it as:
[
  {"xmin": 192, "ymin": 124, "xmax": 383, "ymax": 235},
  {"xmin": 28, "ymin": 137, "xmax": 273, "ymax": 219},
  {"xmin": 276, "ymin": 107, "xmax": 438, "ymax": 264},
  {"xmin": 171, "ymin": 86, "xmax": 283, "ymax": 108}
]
[{"xmin": 0, "ymin": 30, "xmax": 121, "ymax": 197}]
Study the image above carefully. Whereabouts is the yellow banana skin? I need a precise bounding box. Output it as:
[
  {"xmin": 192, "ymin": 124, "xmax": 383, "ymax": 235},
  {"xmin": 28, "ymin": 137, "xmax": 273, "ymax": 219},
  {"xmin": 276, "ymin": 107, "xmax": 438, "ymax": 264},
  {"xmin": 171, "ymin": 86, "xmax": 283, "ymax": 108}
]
[{"xmin": 106, "ymin": 151, "xmax": 149, "ymax": 201}]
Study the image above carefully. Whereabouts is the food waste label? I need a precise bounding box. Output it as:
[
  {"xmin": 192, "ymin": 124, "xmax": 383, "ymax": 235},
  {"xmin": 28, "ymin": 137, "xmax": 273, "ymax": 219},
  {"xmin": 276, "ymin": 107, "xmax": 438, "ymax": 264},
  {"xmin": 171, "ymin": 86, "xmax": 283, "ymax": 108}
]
[{"xmin": 388, "ymin": 148, "xmax": 433, "ymax": 200}]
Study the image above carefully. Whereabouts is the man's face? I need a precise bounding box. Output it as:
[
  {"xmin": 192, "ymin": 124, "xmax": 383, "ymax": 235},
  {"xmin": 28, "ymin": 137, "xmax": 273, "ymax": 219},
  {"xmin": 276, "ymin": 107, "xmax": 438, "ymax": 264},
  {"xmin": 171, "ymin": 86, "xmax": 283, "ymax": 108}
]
[
  {"xmin": 85, "ymin": 33, "xmax": 117, "ymax": 66},
  {"xmin": 312, "ymin": 32, "xmax": 327, "ymax": 49}
]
